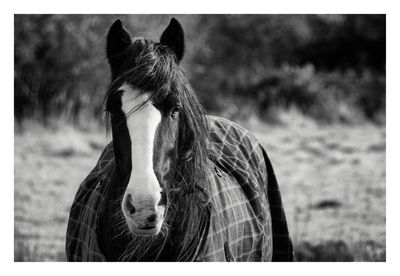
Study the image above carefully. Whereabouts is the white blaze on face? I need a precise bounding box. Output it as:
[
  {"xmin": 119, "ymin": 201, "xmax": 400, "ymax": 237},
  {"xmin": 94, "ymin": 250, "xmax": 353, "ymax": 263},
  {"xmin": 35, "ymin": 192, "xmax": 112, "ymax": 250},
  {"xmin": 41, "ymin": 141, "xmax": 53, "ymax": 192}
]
[{"xmin": 120, "ymin": 84, "xmax": 162, "ymax": 206}]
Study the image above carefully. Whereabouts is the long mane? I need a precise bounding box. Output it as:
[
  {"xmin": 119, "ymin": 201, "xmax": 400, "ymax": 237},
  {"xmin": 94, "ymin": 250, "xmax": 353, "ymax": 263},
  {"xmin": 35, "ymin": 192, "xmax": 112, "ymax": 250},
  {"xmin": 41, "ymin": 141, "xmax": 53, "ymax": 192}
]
[{"xmin": 103, "ymin": 38, "xmax": 211, "ymax": 261}]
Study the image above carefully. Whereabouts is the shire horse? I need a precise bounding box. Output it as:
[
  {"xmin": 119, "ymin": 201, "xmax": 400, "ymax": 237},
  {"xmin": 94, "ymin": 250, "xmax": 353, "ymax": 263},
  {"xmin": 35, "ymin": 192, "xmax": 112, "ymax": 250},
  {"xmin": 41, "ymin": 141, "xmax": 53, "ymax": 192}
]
[{"xmin": 66, "ymin": 18, "xmax": 294, "ymax": 262}]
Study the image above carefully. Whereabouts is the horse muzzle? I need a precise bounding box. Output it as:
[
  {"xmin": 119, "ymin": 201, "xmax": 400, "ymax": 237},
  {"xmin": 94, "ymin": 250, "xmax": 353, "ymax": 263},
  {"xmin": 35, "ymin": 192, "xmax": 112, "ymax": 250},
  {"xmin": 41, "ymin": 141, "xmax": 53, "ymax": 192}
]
[{"xmin": 122, "ymin": 193, "xmax": 165, "ymax": 236}]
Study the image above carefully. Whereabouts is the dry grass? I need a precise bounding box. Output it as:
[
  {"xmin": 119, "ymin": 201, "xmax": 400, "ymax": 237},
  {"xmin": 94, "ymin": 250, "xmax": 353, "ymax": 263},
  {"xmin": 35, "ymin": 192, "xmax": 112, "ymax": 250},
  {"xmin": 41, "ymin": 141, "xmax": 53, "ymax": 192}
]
[
  {"xmin": 245, "ymin": 111, "xmax": 386, "ymax": 261},
  {"xmin": 14, "ymin": 120, "xmax": 108, "ymax": 261},
  {"xmin": 14, "ymin": 115, "xmax": 385, "ymax": 261}
]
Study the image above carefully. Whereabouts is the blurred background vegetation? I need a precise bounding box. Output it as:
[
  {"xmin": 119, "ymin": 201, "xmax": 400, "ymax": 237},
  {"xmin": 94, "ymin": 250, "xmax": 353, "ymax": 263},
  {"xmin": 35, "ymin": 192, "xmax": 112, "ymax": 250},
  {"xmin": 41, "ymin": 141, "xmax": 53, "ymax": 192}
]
[{"xmin": 14, "ymin": 14, "xmax": 385, "ymax": 125}]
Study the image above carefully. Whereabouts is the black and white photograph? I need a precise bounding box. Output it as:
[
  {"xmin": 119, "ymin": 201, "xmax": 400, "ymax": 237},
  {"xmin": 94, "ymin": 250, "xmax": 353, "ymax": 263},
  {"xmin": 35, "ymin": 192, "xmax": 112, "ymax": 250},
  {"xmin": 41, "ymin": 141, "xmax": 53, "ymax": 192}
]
[{"xmin": 9, "ymin": 6, "xmax": 392, "ymax": 267}]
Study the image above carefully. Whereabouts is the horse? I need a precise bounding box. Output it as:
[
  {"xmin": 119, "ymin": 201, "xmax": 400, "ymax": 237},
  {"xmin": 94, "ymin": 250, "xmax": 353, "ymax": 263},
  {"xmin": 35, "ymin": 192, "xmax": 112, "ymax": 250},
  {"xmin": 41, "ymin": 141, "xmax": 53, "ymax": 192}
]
[{"xmin": 66, "ymin": 18, "xmax": 294, "ymax": 262}]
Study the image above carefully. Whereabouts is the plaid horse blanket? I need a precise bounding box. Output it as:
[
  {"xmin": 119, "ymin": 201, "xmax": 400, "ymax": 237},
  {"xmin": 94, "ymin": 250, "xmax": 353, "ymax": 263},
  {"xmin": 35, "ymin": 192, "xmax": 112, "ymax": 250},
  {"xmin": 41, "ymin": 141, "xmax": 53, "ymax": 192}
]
[{"xmin": 66, "ymin": 116, "xmax": 294, "ymax": 261}]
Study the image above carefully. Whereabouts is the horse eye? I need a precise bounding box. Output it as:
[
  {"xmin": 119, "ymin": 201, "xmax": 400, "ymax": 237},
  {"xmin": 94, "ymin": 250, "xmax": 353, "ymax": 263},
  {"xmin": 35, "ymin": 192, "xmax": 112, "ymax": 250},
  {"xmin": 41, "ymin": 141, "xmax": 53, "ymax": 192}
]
[{"xmin": 170, "ymin": 105, "xmax": 181, "ymax": 118}]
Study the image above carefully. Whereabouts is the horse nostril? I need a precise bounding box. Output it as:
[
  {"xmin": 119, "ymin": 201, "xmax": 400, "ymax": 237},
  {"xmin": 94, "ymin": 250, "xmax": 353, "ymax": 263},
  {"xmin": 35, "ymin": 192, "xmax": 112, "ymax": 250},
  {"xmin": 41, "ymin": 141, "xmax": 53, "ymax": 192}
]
[
  {"xmin": 159, "ymin": 190, "xmax": 167, "ymax": 206},
  {"xmin": 147, "ymin": 214, "xmax": 157, "ymax": 223},
  {"xmin": 129, "ymin": 205, "xmax": 136, "ymax": 215},
  {"xmin": 125, "ymin": 194, "xmax": 136, "ymax": 215}
]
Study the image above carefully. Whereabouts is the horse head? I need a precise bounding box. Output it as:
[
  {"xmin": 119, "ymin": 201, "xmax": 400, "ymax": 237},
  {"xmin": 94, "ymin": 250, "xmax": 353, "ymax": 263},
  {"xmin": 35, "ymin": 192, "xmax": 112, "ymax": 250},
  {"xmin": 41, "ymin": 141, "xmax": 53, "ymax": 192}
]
[{"xmin": 104, "ymin": 18, "xmax": 209, "ymax": 238}]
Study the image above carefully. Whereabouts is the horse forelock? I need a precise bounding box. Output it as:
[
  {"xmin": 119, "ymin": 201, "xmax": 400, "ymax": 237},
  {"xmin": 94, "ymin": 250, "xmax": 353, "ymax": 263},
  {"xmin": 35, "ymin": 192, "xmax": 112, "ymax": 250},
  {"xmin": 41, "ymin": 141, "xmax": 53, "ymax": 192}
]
[{"xmin": 103, "ymin": 37, "xmax": 212, "ymax": 260}]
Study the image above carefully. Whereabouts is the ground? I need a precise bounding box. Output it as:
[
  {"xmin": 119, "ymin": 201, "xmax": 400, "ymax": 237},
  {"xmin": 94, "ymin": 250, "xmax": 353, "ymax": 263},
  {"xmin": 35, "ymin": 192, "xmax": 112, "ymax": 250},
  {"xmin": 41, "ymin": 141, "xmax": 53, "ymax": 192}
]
[{"xmin": 14, "ymin": 117, "xmax": 386, "ymax": 261}]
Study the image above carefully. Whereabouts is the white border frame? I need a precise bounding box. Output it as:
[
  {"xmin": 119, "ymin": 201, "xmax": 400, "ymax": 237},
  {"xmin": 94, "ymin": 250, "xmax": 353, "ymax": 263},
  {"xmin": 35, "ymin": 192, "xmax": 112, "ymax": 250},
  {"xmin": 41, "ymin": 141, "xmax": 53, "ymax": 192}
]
[{"xmin": 3, "ymin": 1, "xmax": 398, "ymax": 275}]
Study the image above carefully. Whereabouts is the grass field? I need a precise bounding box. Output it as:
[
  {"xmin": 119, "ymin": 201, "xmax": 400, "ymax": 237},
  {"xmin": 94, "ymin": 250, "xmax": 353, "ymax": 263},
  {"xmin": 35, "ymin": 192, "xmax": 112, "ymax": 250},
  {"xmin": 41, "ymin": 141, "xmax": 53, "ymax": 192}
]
[{"xmin": 14, "ymin": 116, "xmax": 386, "ymax": 261}]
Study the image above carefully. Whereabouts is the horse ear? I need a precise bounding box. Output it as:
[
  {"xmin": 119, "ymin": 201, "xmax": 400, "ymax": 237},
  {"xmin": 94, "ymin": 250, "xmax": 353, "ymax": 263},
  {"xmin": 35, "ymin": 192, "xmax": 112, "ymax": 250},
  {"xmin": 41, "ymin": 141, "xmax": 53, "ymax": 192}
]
[
  {"xmin": 160, "ymin": 18, "xmax": 185, "ymax": 62},
  {"xmin": 106, "ymin": 19, "xmax": 132, "ymax": 61}
]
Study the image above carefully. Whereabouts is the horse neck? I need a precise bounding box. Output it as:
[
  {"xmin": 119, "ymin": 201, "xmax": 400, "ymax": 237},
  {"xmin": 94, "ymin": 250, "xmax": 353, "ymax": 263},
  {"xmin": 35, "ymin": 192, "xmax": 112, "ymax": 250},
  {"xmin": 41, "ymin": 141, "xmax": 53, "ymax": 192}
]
[{"xmin": 166, "ymin": 191, "xmax": 211, "ymax": 260}]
